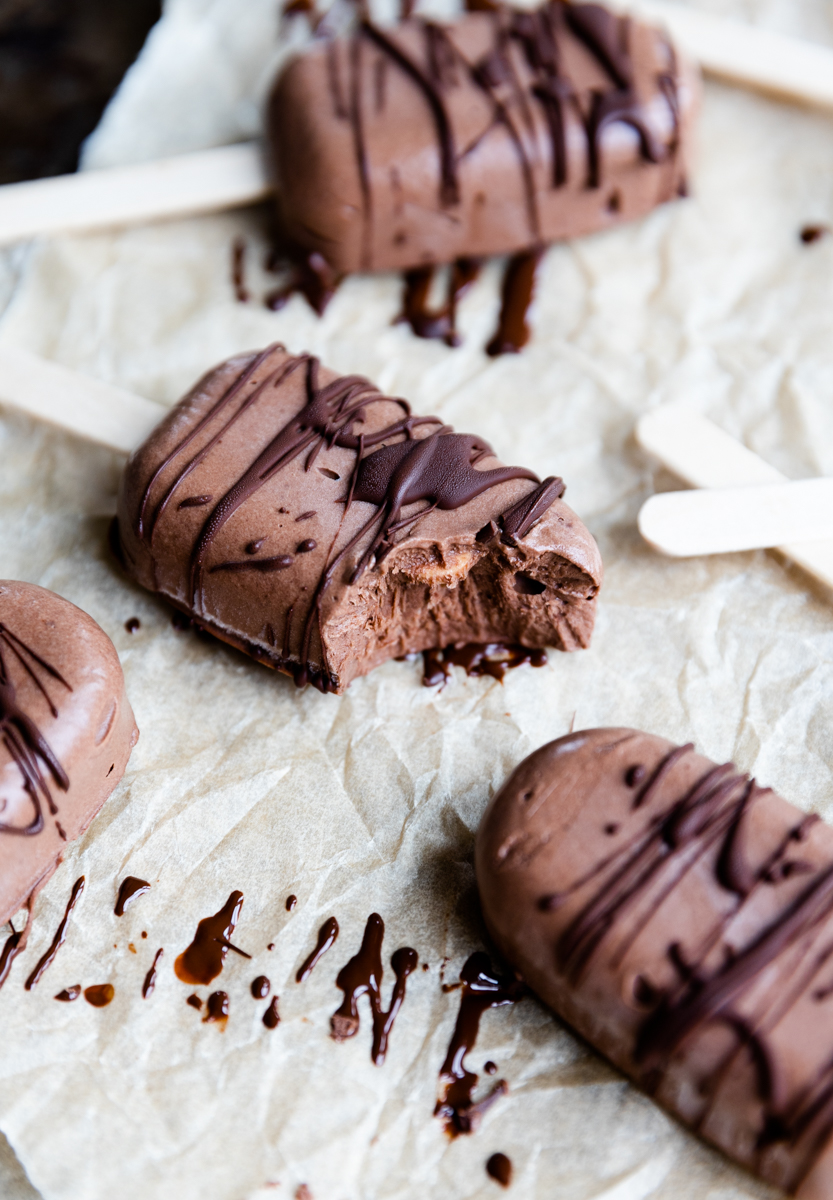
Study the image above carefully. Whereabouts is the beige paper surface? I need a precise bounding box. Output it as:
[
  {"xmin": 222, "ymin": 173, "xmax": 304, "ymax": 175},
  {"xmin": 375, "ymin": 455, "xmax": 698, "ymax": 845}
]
[{"xmin": 2, "ymin": 2, "xmax": 833, "ymax": 1197}]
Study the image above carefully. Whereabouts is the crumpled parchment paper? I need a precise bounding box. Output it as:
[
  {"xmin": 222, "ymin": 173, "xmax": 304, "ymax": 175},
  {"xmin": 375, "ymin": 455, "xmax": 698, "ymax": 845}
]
[{"xmin": 2, "ymin": 1, "xmax": 833, "ymax": 1197}]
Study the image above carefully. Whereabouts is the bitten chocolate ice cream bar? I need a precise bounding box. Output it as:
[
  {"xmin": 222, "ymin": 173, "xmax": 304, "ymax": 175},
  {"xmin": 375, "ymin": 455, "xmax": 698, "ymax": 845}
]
[
  {"xmin": 269, "ymin": 1, "xmax": 698, "ymax": 274},
  {"xmin": 477, "ymin": 728, "xmax": 833, "ymax": 1198},
  {"xmin": 0, "ymin": 582, "xmax": 138, "ymax": 927},
  {"xmin": 115, "ymin": 344, "xmax": 602, "ymax": 693}
]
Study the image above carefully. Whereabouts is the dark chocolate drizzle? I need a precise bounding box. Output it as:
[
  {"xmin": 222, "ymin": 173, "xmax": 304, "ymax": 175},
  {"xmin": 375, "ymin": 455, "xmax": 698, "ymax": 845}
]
[
  {"xmin": 142, "ymin": 948, "xmax": 164, "ymax": 999},
  {"xmin": 286, "ymin": 893, "xmax": 298, "ymax": 911},
  {"xmin": 135, "ymin": 347, "xmax": 556, "ymax": 691},
  {"xmin": 0, "ymin": 905, "xmax": 32, "ymax": 990},
  {"xmin": 486, "ymin": 1152, "xmax": 513, "ymax": 1187},
  {"xmin": 396, "ymin": 258, "xmax": 480, "ymax": 346},
  {"xmin": 486, "ymin": 249, "xmax": 542, "ymax": 356},
  {"xmin": 0, "ymin": 623, "xmax": 71, "ymax": 836},
  {"xmin": 174, "ymin": 892, "xmax": 244, "ymax": 986},
  {"xmin": 296, "ymin": 916, "xmax": 340, "ymax": 982},
  {"xmin": 251, "ymin": 975, "xmax": 271, "ymax": 999},
  {"xmin": 204, "ymin": 990, "xmax": 230, "ymax": 1024},
  {"xmin": 266, "ymin": 250, "xmax": 343, "ymax": 316},
  {"xmin": 84, "ymin": 983, "xmax": 115, "ymax": 1007},
  {"xmin": 263, "ymin": 996, "xmax": 281, "ymax": 1029},
  {"xmin": 548, "ymin": 741, "xmax": 833, "ymax": 1191},
  {"xmin": 25, "ymin": 875, "xmax": 85, "ymax": 990},
  {"xmin": 115, "ymin": 876, "xmax": 150, "ymax": 916},
  {"xmin": 435, "ymin": 952, "xmax": 523, "ymax": 1135},
  {"xmin": 55, "ymin": 985, "xmax": 81, "ymax": 1002},
  {"xmin": 330, "ymin": 912, "xmax": 418, "ymax": 1065},
  {"xmin": 422, "ymin": 642, "xmax": 546, "ymax": 687}
]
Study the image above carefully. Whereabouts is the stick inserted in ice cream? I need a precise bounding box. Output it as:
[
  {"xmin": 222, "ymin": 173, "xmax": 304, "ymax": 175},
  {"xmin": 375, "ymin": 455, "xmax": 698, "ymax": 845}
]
[
  {"xmin": 115, "ymin": 344, "xmax": 602, "ymax": 692},
  {"xmin": 477, "ymin": 727, "xmax": 833, "ymax": 1198},
  {"xmin": 0, "ymin": 581, "xmax": 138, "ymax": 931}
]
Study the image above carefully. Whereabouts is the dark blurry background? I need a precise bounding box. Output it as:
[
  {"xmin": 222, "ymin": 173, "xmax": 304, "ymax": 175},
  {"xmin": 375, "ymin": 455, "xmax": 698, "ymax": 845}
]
[{"xmin": 0, "ymin": 0, "xmax": 162, "ymax": 184}]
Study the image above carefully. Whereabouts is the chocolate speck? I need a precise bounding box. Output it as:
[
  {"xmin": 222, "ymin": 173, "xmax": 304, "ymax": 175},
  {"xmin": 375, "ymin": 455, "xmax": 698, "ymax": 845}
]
[
  {"xmin": 486, "ymin": 1152, "xmax": 512, "ymax": 1187},
  {"xmin": 285, "ymin": 895, "xmax": 297, "ymax": 912},
  {"xmin": 297, "ymin": 539, "xmax": 317, "ymax": 553},
  {"xmin": 246, "ymin": 538, "xmax": 266, "ymax": 555},
  {"xmin": 187, "ymin": 994, "xmax": 203, "ymax": 1011},
  {"xmin": 125, "ymin": 617, "xmax": 140, "ymax": 633},
  {"xmin": 55, "ymin": 985, "xmax": 81, "ymax": 1002},
  {"xmin": 801, "ymin": 224, "xmax": 829, "ymax": 244}
]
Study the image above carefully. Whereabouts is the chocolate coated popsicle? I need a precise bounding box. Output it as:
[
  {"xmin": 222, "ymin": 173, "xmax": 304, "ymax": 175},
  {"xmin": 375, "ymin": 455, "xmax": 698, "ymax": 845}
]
[
  {"xmin": 476, "ymin": 728, "xmax": 833, "ymax": 1197},
  {"xmin": 115, "ymin": 344, "xmax": 601, "ymax": 693},
  {"xmin": 269, "ymin": 1, "xmax": 698, "ymax": 276},
  {"xmin": 0, "ymin": 581, "xmax": 138, "ymax": 927}
]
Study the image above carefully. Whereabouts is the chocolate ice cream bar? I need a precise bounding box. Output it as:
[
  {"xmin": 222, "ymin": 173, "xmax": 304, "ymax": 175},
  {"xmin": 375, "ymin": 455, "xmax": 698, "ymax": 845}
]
[
  {"xmin": 269, "ymin": 1, "xmax": 697, "ymax": 276},
  {"xmin": 0, "ymin": 581, "xmax": 138, "ymax": 928},
  {"xmin": 476, "ymin": 728, "xmax": 833, "ymax": 1197},
  {"xmin": 115, "ymin": 344, "xmax": 602, "ymax": 693}
]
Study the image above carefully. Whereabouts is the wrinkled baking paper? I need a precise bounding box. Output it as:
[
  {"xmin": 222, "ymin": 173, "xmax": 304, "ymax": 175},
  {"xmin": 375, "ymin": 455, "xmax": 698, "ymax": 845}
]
[{"xmin": 2, "ymin": 0, "xmax": 833, "ymax": 1196}]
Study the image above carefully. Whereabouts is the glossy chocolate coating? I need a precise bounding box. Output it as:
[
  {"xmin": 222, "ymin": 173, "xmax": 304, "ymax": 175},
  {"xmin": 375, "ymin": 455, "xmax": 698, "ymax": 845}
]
[
  {"xmin": 0, "ymin": 581, "xmax": 138, "ymax": 926},
  {"xmin": 116, "ymin": 345, "xmax": 602, "ymax": 693},
  {"xmin": 269, "ymin": 1, "xmax": 698, "ymax": 274},
  {"xmin": 476, "ymin": 728, "xmax": 833, "ymax": 1198}
]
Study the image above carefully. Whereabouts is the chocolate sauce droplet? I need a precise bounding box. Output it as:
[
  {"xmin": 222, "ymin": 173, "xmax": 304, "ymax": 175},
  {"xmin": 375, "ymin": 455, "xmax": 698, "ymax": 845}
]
[
  {"xmin": 484, "ymin": 1060, "xmax": 497, "ymax": 1075},
  {"xmin": 330, "ymin": 913, "xmax": 418, "ymax": 1064},
  {"xmin": 125, "ymin": 618, "xmax": 141, "ymax": 634},
  {"xmin": 251, "ymin": 975, "xmax": 270, "ymax": 1000},
  {"xmin": 231, "ymin": 236, "xmax": 249, "ymax": 303},
  {"xmin": 115, "ymin": 876, "xmax": 151, "ymax": 916},
  {"xmin": 297, "ymin": 539, "xmax": 317, "ymax": 553},
  {"xmin": 55, "ymin": 985, "xmax": 81, "ymax": 1002},
  {"xmin": 84, "ymin": 983, "xmax": 115, "ymax": 1007},
  {"xmin": 486, "ymin": 1153, "xmax": 512, "ymax": 1187},
  {"xmin": 245, "ymin": 538, "xmax": 266, "ymax": 555},
  {"xmin": 25, "ymin": 876, "xmax": 85, "ymax": 990},
  {"xmin": 142, "ymin": 948, "xmax": 164, "ymax": 999},
  {"xmin": 801, "ymin": 224, "xmax": 829, "ymax": 244},
  {"xmin": 435, "ymin": 953, "xmax": 524, "ymax": 1135},
  {"xmin": 285, "ymin": 894, "xmax": 297, "ymax": 912},
  {"xmin": 174, "ymin": 892, "xmax": 244, "ymax": 986},
  {"xmin": 296, "ymin": 916, "xmax": 339, "ymax": 982},
  {"xmin": 187, "ymin": 994, "xmax": 202, "ymax": 1010},
  {"xmin": 263, "ymin": 996, "xmax": 281, "ymax": 1029},
  {"xmin": 204, "ymin": 990, "xmax": 229, "ymax": 1024}
]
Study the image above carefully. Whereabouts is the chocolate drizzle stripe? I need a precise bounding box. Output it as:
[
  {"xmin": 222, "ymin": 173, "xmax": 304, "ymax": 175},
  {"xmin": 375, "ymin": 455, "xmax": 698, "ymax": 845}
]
[
  {"xmin": 115, "ymin": 876, "xmax": 150, "ymax": 916},
  {"xmin": 296, "ymin": 916, "xmax": 339, "ymax": 982},
  {"xmin": 0, "ymin": 623, "xmax": 72, "ymax": 836},
  {"xmin": 24, "ymin": 875, "xmax": 85, "ymax": 990},
  {"xmin": 142, "ymin": 948, "xmax": 164, "ymax": 999},
  {"xmin": 174, "ymin": 892, "xmax": 244, "ymax": 987}
]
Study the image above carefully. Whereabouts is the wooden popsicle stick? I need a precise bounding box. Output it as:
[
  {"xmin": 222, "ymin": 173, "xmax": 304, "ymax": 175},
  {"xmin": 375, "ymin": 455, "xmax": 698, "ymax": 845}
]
[
  {"xmin": 0, "ymin": 345, "xmax": 162, "ymax": 454},
  {"xmin": 0, "ymin": 142, "xmax": 271, "ymax": 247},
  {"xmin": 636, "ymin": 405, "xmax": 833, "ymax": 591},
  {"xmin": 639, "ymin": 478, "xmax": 833, "ymax": 557},
  {"xmin": 608, "ymin": 0, "xmax": 833, "ymax": 111}
]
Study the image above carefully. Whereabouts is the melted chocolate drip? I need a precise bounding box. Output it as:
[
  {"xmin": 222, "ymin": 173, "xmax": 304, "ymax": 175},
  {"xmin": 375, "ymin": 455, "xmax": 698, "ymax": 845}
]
[
  {"xmin": 204, "ymin": 990, "xmax": 229, "ymax": 1024},
  {"xmin": 135, "ymin": 348, "xmax": 558, "ymax": 691},
  {"xmin": 251, "ymin": 975, "xmax": 271, "ymax": 999},
  {"xmin": 84, "ymin": 983, "xmax": 115, "ymax": 1008},
  {"xmin": 486, "ymin": 249, "xmax": 543, "ymax": 356},
  {"xmin": 263, "ymin": 996, "xmax": 281, "ymax": 1029},
  {"xmin": 286, "ymin": 894, "xmax": 297, "ymax": 911},
  {"xmin": 486, "ymin": 1152, "xmax": 513, "ymax": 1186},
  {"xmin": 0, "ymin": 907, "xmax": 31, "ymax": 990},
  {"xmin": 397, "ymin": 258, "xmax": 480, "ymax": 346},
  {"xmin": 142, "ymin": 948, "xmax": 164, "ymax": 999},
  {"xmin": 55, "ymin": 985, "xmax": 81, "ymax": 1002},
  {"xmin": 115, "ymin": 876, "xmax": 151, "ymax": 916},
  {"xmin": 25, "ymin": 876, "xmax": 84, "ymax": 990},
  {"xmin": 422, "ymin": 642, "xmax": 547, "ymax": 687},
  {"xmin": 231, "ymin": 236, "xmax": 249, "ymax": 303},
  {"xmin": 435, "ymin": 952, "xmax": 523, "ymax": 1135},
  {"xmin": 266, "ymin": 250, "xmax": 342, "ymax": 316},
  {"xmin": 0, "ymin": 623, "xmax": 72, "ymax": 836},
  {"xmin": 330, "ymin": 912, "xmax": 418, "ymax": 1065},
  {"xmin": 296, "ymin": 916, "xmax": 340, "ymax": 982},
  {"xmin": 174, "ymin": 892, "xmax": 244, "ymax": 986}
]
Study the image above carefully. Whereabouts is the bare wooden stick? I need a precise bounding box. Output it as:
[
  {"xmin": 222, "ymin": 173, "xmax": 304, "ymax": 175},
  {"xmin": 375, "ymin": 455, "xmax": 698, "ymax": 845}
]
[
  {"xmin": 609, "ymin": 0, "xmax": 833, "ymax": 111},
  {"xmin": 0, "ymin": 345, "xmax": 162, "ymax": 454},
  {"xmin": 0, "ymin": 142, "xmax": 270, "ymax": 247},
  {"xmin": 636, "ymin": 405, "xmax": 833, "ymax": 591},
  {"xmin": 639, "ymin": 478, "xmax": 833, "ymax": 556}
]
